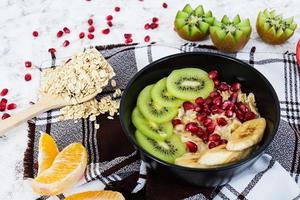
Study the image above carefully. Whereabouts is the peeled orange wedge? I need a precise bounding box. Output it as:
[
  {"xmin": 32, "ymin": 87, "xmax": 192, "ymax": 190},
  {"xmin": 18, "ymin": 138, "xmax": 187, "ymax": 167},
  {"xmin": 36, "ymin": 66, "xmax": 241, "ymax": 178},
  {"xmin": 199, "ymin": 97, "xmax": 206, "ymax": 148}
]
[
  {"xmin": 37, "ymin": 132, "xmax": 59, "ymax": 175},
  {"xmin": 65, "ymin": 190, "xmax": 125, "ymax": 200},
  {"xmin": 32, "ymin": 143, "xmax": 88, "ymax": 195}
]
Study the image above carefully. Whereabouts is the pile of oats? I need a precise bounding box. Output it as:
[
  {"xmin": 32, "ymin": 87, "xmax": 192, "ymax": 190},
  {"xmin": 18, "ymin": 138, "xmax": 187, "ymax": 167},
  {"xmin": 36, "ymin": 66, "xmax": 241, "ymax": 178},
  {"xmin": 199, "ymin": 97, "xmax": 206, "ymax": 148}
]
[{"xmin": 39, "ymin": 48, "xmax": 121, "ymax": 128}]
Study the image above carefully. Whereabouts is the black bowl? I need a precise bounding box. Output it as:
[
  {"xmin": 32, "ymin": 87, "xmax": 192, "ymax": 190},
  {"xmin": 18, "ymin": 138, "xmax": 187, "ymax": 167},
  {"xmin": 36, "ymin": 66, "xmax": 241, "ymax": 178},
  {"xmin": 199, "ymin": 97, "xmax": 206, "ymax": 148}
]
[{"xmin": 119, "ymin": 52, "xmax": 280, "ymax": 187}]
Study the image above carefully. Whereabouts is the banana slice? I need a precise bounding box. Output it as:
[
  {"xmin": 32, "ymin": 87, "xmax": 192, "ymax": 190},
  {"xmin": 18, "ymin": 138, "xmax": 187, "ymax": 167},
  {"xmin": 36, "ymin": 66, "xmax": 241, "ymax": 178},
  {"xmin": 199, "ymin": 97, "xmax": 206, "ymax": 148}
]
[
  {"xmin": 175, "ymin": 152, "xmax": 203, "ymax": 168},
  {"xmin": 198, "ymin": 145, "xmax": 252, "ymax": 166},
  {"xmin": 226, "ymin": 118, "xmax": 266, "ymax": 151},
  {"xmin": 247, "ymin": 93, "xmax": 260, "ymax": 116}
]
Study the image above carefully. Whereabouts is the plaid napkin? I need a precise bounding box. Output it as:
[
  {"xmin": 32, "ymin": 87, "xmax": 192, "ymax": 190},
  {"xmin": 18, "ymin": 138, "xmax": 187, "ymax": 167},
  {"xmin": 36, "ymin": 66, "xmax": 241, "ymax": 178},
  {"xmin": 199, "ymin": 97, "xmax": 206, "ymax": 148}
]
[{"xmin": 23, "ymin": 43, "xmax": 300, "ymax": 200}]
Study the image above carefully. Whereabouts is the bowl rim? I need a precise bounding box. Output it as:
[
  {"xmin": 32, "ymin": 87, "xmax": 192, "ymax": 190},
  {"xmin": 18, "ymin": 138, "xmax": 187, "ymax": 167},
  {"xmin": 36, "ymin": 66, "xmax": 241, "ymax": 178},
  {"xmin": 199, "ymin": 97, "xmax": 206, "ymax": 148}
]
[{"xmin": 120, "ymin": 52, "xmax": 280, "ymax": 172}]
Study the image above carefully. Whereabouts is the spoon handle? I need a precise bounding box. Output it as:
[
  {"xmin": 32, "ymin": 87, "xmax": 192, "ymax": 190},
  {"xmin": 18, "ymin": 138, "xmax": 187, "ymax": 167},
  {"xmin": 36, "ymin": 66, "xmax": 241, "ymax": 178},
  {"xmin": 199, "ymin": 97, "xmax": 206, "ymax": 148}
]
[{"xmin": 0, "ymin": 99, "xmax": 56, "ymax": 135}]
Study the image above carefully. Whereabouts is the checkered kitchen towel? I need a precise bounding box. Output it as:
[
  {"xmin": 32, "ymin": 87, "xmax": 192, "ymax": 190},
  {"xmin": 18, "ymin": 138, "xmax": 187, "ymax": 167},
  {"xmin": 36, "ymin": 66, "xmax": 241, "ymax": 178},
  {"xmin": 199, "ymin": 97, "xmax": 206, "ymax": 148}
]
[{"xmin": 23, "ymin": 43, "xmax": 300, "ymax": 200}]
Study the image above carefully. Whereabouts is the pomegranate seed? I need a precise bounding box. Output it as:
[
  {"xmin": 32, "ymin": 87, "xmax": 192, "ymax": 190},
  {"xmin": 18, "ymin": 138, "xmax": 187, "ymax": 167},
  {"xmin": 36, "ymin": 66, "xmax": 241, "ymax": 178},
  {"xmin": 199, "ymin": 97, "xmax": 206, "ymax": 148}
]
[
  {"xmin": 229, "ymin": 92, "xmax": 238, "ymax": 103},
  {"xmin": 204, "ymin": 97, "xmax": 212, "ymax": 105},
  {"xmin": 222, "ymin": 100, "xmax": 234, "ymax": 110},
  {"xmin": 57, "ymin": 30, "xmax": 63, "ymax": 38},
  {"xmin": 1, "ymin": 113, "xmax": 10, "ymax": 120},
  {"xmin": 231, "ymin": 82, "xmax": 241, "ymax": 92},
  {"xmin": 1, "ymin": 88, "xmax": 8, "ymax": 96},
  {"xmin": 48, "ymin": 48, "xmax": 56, "ymax": 54},
  {"xmin": 1, "ymin": 98, "xmax": 7, "ymax": 104},
  {"xmin": 125, "ymin": 38, "xmax": 133, "ymax": 44},
  {"xmin": 114, "ymin": 6, "xmax": 120, "ymax": 12},
  {"xmin": 216, "ymin": 117, "xmax": 227, "ymax": 126},
  {"xmin": 203, "ymin": 118, "xmax": 213, "ymax": 127},
  {"xmin": 7, "ymin": 103, "xmax": 16, "ymax": 110},
  {"xmin": 207, "ymin": 124, "xmax": 216, "ymax": 134},
  {"xmin": 186, "ymin": 141, "xmax": 198, "ymax": 153},
  {"xmin": 209, "ymin": 134, "xmax": 221, "ymax": 142},
  {"xmin": 208, "ymin": 70, "xmax": 218, "ymax": 80},
  {"xmin": 214, "ymin": 79, "xmax": 220, "ymax": 86},
  {"xmin": 244, "ymin": 111, "xmax": 256, "ymax": 121},
  {"xmin": 24, "ymin": 73, "xmax": 32, "ymax": 81},
  {"xmin": 211, "ymin": 105, "xmax": 219, "ymax": 114},
  {"xmin": 88, "ymin": 26, "xmax": 95, "ymax": 33},
  {"xmin": 183, "ymin": 101, "xmax": 194, "ymax": 110},
  {"xmin": 238, "ymin": 104, "xmax": 249, "ymax": 113},
  {"xmin": 152, "ymin": 17, "xmax": 159, "ymax": 23},
  {"xmin": 150, "ymin": 23, "xmax": 159, "ymax": 29},
  {"xmin": 194, "ymin": 106, "xmax": 202, "ymax": 112},
  {"xmin": 106, "ymin": 15, "xmax": 113, "ymax": 21},
  {"xmin": 144, "ymin": 35, "xmax": 150, "ymax": 42},
  {"xmin": 102, "ymin": 28, "xmax": 110, "ymax": 34},
  {"xmin": 124, "ymin": 33, "xmax": 132, "ymax": 39},
  {"xmin": 172, "ymin": 118, "xmax": 182, "ymax": 127},
  {"xmin": 195, "ymin": 127, "xmax": 205, "ymax": 138},
  {"xmin": 212, "ymin": 97, "xmax": 222, "ymax": 106},
  {"xmin": 220, "ymin": 139, "xmax": 228, "ymax": 144},
  {"xmin": 185, "ymin": 122, "xmax": 199, "ymax": 134},
  {"xmin": 236, "ymin": 110, "xmax": 245, "ymax": 122},
  {"xmin": 162, "ymin": 2, "xmax": 168, "ymax": 8},
  {"xmin": 79, "ymin": 32, "xmax": 85, "ymax": 39},
  {"xmin": 208, "ymin": 142, "xmax": 217, "ymax": 149},
  {"xmin": 210, "ymin": 91, "xmax": 220, "ymax": 99},
  {"xmin": 144, "ymin": 23, "xmax": 150, "ymax": 30},
  {"xmin": 87, "ymin": 33, "xmax": 94, "ymax": 39},
  {"xmin": 196, "ymin": 113, "xmax": 206, "ymax": 122},
  {"xmin": 202, "ymin": 132, "xmax": 209, "ymax": 143},
  {"xmin": 63, "ymin": 27, "xmax": 70, "ymax": 34},
  {"xmin": 63, "ymin": 40, "xmax": 70, "ymax": 47},
  {"xmin": 195, "ymin": 97, "xmax": 205, "ymax": 106},
  {"xmin": 218, "ymin": 82, "xmax": 229, "ymax": 91},
  {"xmin": 32, "ymin": 31, "xmax": 39, "ymax": 37},
  {"xmin": 0, "ymin": 103, "xmax": 5, "ymax": 111},
  {"xmin": 25, "ymin": 61, "xmax": 32, "ymax": 68},
  {"xmin": 225, "ymin": 110, "xmax": 234, "ymax": 118},
  {"xmin": 107, "ymin": 21, "xmax": 113, "ymax": 27},
  {"xmin": 216, "ymin": 108, "xmax": 224, "ymax": 114},
  {"xmin": 88, "ymin": 18, "xmax": 93, "ymax": 25}
]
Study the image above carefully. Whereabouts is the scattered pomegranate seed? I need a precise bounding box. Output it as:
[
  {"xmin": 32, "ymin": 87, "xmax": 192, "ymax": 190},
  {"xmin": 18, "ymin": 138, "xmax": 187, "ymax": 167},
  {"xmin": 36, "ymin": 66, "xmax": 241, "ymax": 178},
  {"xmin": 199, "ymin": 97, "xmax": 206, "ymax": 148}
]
[
  {"xmin": 57, "ymin": 30, "xmax": 63, "ymax": 38},
  {"xmin": 208, "ymin": 70, "xmax": 218, "ymax": 80},
  {"xmin": 150, "ymin": 23, "xmax": 159, "ymax": 29},
  {"xmin": 87, "ymin": 33, "xmax": 94, "ymax": 39},
  {"xmin": 125, "ymin": 38, "xmax": 133, "ymax": 44},
  {"xmin": 144, "ymin": 35, "xmax": 150, "ymax": 42},
  {"xmin": 63, "ymin": 27, "xmax": 70, "ymax": 34},
  {"xmin": 218, "ymin": 82, "xmax": 229, "ymax": 91},
  {"xmin": 210, "ymin": 91, "xmax": 220, "ymax": 99},
  {"xmin": 195, "ymin": 128, "xmax": 205, "ymax": 138},
  {"xmin": 152, "ymin": 17, "xmax": 159, "ymax": 23},
  {"xmin": 102, "ymin": 28, "xmax": 110, "ymax": 35},
  {"xmin": 238, "ymin": 103, "xmax": 249, "ymax": 113},
  {"xmin": 202, "ymin": 133, "xmax": 209, "ymax": 143},
  {"xmin": 183, "ymin": 101, "xmax": 194, "ymax": 110},
  {"xmin": 32, "ymin": 31, "xmax": 39, "ymax": 37},
  {"xmin": 222, "ymin": 100, "xmax": 233, "ymax": 110},
  {"xmin": 0, "ymin": 103, "xmax": 5, "ymax": 111},
  {"xmin": 124, "ymin": 33, "xmax": 132, "ymax": 39},
  {"xmin": 220, "ymin": 139, "xmax": 228, "ymax": 144},
  {"xmin": 79, "ymin": 32, "xmax": 85, "ymax": 39},
  {"xmin": 162, "ymin": 2, "xmax": 168, "ymax": 8},
  {"xmin": 195, "ymin": 97, "xmax": 205, "ymax": 105},
  {"xmin": 194, "ymin": 106, "xmax": 201, "ymax": 112},
  {"xmin": 185, "ymin": 122, "xmax": 199, "ymax": 134},
  {"xmin": 88, "ymin": 18, "xmax": 93, "ymax": 25},
  {"xmin": 212, "ymin": 98, "xmax": 222, "ymax": 107},
  {"xmin": 196, "ymin": 113, "xmax": 206, "ymax": 122},
  {"xmin": 207, "ymin": 124, "xmax": 216, "ymax": 134},
  {"xmin": 24, "ymin": 73, "xmax": 32, "ymax": 81},
  {"xmin": 7, "ymin": 103, "xmax": 16, "ymax": 110},
  {"xmin": 211, "ymin": 105, "xmax": 219, "ymax": 114},
  {"xmin": 172, "ymin": 118, "xmax": 182, "ymax": 127},
  {"xmin": 25, "ymin": 61, "xmax": 32, "ymax": 68},
  {"xmin": 88, "ymin": 26, "xmax": 95, "ymax": 32},
  {"xmin": 209, "ymin": 134, "xmax": 221, "ymax": 142},
  {"xmin": 1, "ymin": 113, "xmax": 10, "ymax": 120},
  {"xmin": 1, "ymin": 88, "xmax": 8, "ymax": 96},
  {"xmin": 204, "ymin": 97, "xmax": 212, "ymax": 106},
  {"xmin": 107, "ymin": 21, "xmax": 113, "ymax": 27},
  {"xmin": 48, "ymin": 48, "xmax": 56, "ymax": 54},
  {"xmin": 236, "ymin": 110, "xmax": 245, "ymax": 122},
  {"xmin": 216, "ymin": 117, "xmax": 227, "ymax": 126},
  {"xmin": 203, "ymin": 118, "xmax": 213, "ymax": 127},
  {"xmin": 144, "ymin": 23, "xmax": 150, "ymax": 30},
  {"xmin": 244, "ymin": 111, "xmax": 256, "ymax": 121},
  {"xmin": 186, "ymin": 141, "xmax": 198, "ymax": 153},
  {"xmin": 225, "ymin": 110, "xmax": 234, "ymax": 118},
  {"xmin": 231, "ymin": 82, "xmax": 241, "ymax": 92},
  {"xmin": 114, "ymin": 6, "xmax": 120, "ymax": 12},
  {"xmin": 63, "ymin": 40, "xmax": 70, "ymax": 47},
  {"xmin": 106, "ymin": 15, "xmax": 113, "ymax": 21},
  {"xmin": 208, "ymin": 142, "xmax": 217, "ymax": 149},
  {"xmin": 229, "ymin": 92, "xmax": 238, "ymax": 103},
  {"xmin": 1, "ymin": 98, "xmax": 7, "ymax": 104},
  {"xmin": 214, "ymin": 79, "xmax": 220, "ymax": 86}
]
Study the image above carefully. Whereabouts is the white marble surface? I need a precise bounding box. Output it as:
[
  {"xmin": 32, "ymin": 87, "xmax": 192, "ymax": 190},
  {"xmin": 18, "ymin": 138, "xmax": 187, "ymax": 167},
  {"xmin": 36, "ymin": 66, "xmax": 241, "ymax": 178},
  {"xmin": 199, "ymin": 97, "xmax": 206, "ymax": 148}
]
[{"xmin": 0, "ymin": 0, "xmax": 299, "ymax": 199}]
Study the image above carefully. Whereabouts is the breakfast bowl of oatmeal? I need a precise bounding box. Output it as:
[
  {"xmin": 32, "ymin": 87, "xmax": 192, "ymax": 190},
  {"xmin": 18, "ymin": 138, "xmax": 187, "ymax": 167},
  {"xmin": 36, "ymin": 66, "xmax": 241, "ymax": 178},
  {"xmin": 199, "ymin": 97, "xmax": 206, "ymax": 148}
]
[{"xmin": 119, "ymin": 52, "xmax": 280, "ymax": 186}]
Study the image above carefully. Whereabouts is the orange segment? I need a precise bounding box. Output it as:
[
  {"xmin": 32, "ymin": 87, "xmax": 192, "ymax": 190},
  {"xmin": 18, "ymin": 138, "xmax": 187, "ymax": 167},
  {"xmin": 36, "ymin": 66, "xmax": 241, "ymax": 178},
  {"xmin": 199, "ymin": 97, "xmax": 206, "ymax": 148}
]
[
  {"xmin": 65, "ymin": 191, "xmax": 125, "ymax": 200},
  {"xmin": 38, "ymin": 132, "xmax": 59, "ymax": 175},
  {"xmin": 32, "ymin": 143, "xmax": 88, "ymax": 195}
]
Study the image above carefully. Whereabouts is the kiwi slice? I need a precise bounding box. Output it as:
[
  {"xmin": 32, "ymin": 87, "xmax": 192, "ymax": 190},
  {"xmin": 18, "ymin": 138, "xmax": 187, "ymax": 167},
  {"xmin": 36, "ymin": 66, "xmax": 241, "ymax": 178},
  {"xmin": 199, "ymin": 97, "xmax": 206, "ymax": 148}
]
[
  {"xmin": 209, "ymin": 15, "xmax": 252, "ymax": 52},
  {"xmin": 137, "ymin": 85, "xmax": 178, "ymax": 123},
  {"xmin": 151, "ymin": 78, "xmax": 183, "ymax": 107},
  {"xmin": 256, "ymin": 9, "xmax": 297, "ymax": 44},
  {"xmin": 132, "ymin": 107, "xmax": 173, "ymax": 141},
  {"xmin": 174, "ymin": 4, "xmax": 215, "ymax": 41},
  {"xmin": 166, "ymin": 68, "xmax": 214, "ymax": 101},
  {"xmin": 135, "ymin": 130, "xmax": 186, "ymax": 163}
]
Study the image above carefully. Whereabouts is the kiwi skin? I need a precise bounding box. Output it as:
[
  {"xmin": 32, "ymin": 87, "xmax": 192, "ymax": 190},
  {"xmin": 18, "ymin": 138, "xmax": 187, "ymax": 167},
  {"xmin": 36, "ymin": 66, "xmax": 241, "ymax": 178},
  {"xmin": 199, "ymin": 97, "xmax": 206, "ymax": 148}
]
[{"xmin": 175, "ymin": 25, "xmax": 208, "ymax": 41}]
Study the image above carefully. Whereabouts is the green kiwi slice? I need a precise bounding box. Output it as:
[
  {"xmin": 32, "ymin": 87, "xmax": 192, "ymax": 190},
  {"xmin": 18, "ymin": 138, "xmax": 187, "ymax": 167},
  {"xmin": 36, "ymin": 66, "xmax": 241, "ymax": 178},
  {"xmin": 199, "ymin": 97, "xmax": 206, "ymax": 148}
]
[
  {"xmin": 209, "ymin": 15, "xmax": 252, "ymax": 52},
  {"xmin": 151, "ymin": 78, "xmax": 183, "ymax": 107},
  {"xmin": 137, "ymin": 85, "xmax": 178, "ymax": 123},
  {"xmin": 135, "ymin": 130, "xmax": 186, "ymax": 163},
  {"xmin": 256, "ymin": 9, "xmax": 297, "ymax": 44},
  {"xmin": 132, "ymin": 107, "xmax": 173, "ymax": 141},
  {"xmin": 174, "ymin": 4, "xmax": 215, "ymax": 41},
  {"xmin": 166, "ymin": 68, "xmax": 214, "ymax": 101}
]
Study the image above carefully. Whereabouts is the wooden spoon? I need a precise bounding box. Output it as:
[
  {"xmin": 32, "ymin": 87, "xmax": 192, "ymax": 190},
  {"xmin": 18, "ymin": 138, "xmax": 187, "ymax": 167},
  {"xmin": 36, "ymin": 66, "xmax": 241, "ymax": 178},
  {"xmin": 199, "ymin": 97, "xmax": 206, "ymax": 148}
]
[{"xmin": 0, "ymin": 92, "xmax": 99, "ymax": 135}]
